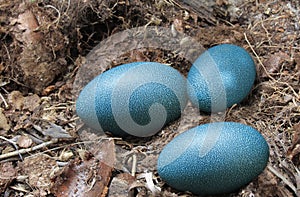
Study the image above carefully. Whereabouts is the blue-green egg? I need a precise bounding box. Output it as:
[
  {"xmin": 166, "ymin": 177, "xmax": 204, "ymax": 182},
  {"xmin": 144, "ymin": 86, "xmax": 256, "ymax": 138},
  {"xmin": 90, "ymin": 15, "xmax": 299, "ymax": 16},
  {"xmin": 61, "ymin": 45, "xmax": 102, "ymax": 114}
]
[
  {"xmin": 187, "ymin": 44, "xmax": 256, "ymax": 112},
  {"xmin": 76, "ymin": 62, "xmax": 187, "ymax": 137},
  {"xmin": 157, "ymin": 122, "xmax": 269, "ymax": 196}
]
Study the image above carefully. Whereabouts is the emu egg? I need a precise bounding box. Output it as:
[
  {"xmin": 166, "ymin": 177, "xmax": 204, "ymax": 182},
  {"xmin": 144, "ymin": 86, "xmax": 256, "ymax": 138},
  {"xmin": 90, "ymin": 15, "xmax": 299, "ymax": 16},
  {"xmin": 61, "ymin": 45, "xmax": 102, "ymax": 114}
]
[
  {"xmin": 157, "ymin": 122, "xmax": 269, "ymax": 196},
  {"xmin": 76, "ymin": 62, "xmax": 187, "ymax": 137},
  {"xmin": 187, "ymin": 44, "xmax": 256, "ymax": 112}
]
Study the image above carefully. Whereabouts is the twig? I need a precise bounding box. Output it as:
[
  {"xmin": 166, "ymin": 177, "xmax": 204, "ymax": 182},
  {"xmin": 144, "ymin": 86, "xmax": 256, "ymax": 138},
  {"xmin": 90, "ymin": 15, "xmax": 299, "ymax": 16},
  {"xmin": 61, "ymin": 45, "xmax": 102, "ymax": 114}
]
[
  {"xmin": 43, "ymin": 106, "xmax": 68, "ymax": 111},
  {"xmin": 131, "ymin": 154, "xmax": 137, "ymax": 176},
  {"xmin": 0, "ymin": 136, "xmax": 22, "ymax": 160},
  {"xmin": 2, "ymin": 43, "xmax": 11, "ymax": 60},
  {"xmin": 0, "ymin": 139, "xmax": 58, "ymax": 160},
  {"xmin": 244, "ymin": 33, "xmax": 275, "ymax": 81},
  {"xmin": 65, "ymin": 0, "xmax": 71, "ymax": 13},
  {"xmin": 137, "ymin": 172, "xmax": 161, "ymax": 194},
  {"xmin": 276, "ymin": 81, "xmax": 300, "ymax": 99},
  {"xmin": 0, "ymin": 93, "xmax": 8, "ymax": 109},
  {"xmin": 26, "ymin": 138, "xmax": 119, "ymax": 158},
  {"xmin": 44, "ymin": 5, "xmax": 61, "ymax": 27},
  {"xmin": 268, "ymin": 165, "xmax": 297, "ymax": 194},
  {"xmin": 294, "ymin": 166, "xmax": 300, "ymax": 196}
]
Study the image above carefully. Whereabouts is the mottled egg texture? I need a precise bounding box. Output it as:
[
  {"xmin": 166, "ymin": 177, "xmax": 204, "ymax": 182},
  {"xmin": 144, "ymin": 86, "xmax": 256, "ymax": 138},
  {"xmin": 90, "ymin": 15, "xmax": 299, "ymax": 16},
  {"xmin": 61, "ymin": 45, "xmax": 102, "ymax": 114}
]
[
  {"xmin": 157, "ymin": 122, "xmax": 269, "ymax": 196},
  {"xmin": 76, "ymin": 62, "xmax": 187, "ymax": 137},
  {"xmin": 187, "ymin": 44, "xmax": 256, "ymax": 112}
]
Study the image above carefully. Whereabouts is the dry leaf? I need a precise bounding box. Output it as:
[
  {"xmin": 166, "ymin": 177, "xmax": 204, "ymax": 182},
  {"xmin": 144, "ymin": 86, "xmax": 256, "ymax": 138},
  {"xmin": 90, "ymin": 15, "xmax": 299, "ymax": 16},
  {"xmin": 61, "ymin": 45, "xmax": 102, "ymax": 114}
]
[
  {"xmin": 0, "ymin": 108, "xmax": 10, "ymax": 131},
  {"xmin": 108, "ymin": 173, "xmax": 135, "ymax": 197},
  {"xmin": 262, "ymin": 52, "xmax": 290, "ymax": 77},
  {"xmin": 17, "ymin": 135, "xmax": 33, "ymax": 148},
  {"xmin": 42, "ymin": 85, "xmax": 56, "ymax": 96},
  {"xmin": 42, "ymin": 123, "xmax": 73, "ymax": 139},
  {"xmin": 16, "ymin": 10, "xmax": 42, "ymax": 44},
  {"xmin": 129, "ymin": 50, "xmax": 150, "ymax": 62},
  {"xmin": 52, "ymin": 139, "xmax": 115, "ymax": 197},
  {"xmin": 58, "ymin": 150, "xmax": 74, "ymax": 162},
  {"xmin": 8, "ymin": 91, "xmax": 24, "ymax": 110},
  {"xmin": 23, "ymin": 94, "xmax": 41, "ymax": 111}
]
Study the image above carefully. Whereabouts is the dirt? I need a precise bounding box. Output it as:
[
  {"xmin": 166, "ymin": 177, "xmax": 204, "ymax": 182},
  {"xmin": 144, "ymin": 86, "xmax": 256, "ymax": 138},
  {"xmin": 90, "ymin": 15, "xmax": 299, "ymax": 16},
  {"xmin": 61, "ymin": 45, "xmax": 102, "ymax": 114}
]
[{"xmin": 0, "ymin": 0, "xmax": 300, "ymax": 196}]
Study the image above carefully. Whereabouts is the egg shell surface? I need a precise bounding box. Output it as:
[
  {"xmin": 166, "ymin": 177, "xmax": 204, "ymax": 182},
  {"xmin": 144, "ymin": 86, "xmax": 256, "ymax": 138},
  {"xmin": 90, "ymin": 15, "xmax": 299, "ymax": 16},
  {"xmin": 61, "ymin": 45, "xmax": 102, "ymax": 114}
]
[
  {"xmin": 157, "ymin": 122, "xmax": 269, "ymax": 196},
  {"xmin": 76, "ymin": 62, "xmax": 187, "ymax": 137},
  {"xmin": 187, "ymin": 44, "xmax": 256, "ymax": 112}
]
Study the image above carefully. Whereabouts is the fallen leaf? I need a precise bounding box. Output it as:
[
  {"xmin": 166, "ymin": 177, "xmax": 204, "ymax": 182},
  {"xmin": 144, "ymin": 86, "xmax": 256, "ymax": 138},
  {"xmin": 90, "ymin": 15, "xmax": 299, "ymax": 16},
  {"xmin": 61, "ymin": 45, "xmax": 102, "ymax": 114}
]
[
  {"xmin": 8, "ymin": 91, "xmax": 24, "ymax": 110},
  {"xmin": 58, "ymin": 150, "xmax": 74, "ymax": 162},
  {"xmin": 42, "ymin": 85, "xmax": 56, "ymax": 96},
  {"xmin": 108, "ymin": 173, "xmax": 135, "ymax": 197},
  {"xmin": 129, "ymin": 49, "xmax": 150, "ymax": 62},
  {"xmin": 23, "ymin": 94, "xmax": 41, "ymax": 112},
  {"xmin": 42, "ymin": 123, "xmax": 73, "ymax": 139},
  {"xmin": 16, "ymin": 10, "xmax": 42, "ymax": 44},
  {"xmin": 52, "ymin": 139, "xmax": 115, "ymax": 197},
  {"xmin": 262, "ymin": 52, "xmax": 290, "ymax": 77},
  {"xmin": 0, "ymin": 108, "xmax": 10, "ymax": 131},
  {"xmin": 17, "ymin": 135, "xmax": 33, "ymax": 148}
]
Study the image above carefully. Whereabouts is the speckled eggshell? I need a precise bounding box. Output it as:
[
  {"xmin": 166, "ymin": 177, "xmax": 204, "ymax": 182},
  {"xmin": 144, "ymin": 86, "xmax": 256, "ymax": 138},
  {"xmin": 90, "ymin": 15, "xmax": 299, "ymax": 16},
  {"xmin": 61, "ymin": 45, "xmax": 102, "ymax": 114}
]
[
  {"xmin": 76, "ymin": 62, "xmax": 187, "ymax": 137},
  {"xmin": 157, "ymin": 122, "xmax": 269, "ymax": 196},
  {"xmin": 187, "ymin": 44, "xmax": 256, "ymax": 112}
]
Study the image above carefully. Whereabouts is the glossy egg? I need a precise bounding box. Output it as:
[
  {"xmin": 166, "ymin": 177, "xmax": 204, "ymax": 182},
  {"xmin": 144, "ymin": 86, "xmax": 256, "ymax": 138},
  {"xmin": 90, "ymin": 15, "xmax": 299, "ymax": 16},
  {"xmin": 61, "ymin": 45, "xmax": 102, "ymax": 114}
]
[
  {"xmin": 76, "ymin": 62, "xmax": 187, "ymax": 137},
  {"xmin": 157, "ymin": 122, "xmax": 269, "ymax": 196},
  {"xmin": 187, "ymin": 44, "xmax": 256, "ymax": 112}
]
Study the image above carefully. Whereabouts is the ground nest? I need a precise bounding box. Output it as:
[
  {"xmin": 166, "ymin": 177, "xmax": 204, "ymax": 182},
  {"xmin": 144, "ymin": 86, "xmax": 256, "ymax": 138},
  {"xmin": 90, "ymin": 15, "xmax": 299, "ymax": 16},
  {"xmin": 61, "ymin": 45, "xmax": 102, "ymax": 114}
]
[{"xmin": 0, "ymin": 0, "xmax": 299, "ymax": 196}]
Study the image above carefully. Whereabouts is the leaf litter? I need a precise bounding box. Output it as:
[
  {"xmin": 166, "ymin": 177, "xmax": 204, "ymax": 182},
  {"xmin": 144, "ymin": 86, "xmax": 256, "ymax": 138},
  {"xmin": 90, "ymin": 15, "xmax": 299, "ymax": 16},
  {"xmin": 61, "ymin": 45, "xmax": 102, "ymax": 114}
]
[{"xmin": 0, "ymin": 0, "xmax": 299, "ymax": 196}]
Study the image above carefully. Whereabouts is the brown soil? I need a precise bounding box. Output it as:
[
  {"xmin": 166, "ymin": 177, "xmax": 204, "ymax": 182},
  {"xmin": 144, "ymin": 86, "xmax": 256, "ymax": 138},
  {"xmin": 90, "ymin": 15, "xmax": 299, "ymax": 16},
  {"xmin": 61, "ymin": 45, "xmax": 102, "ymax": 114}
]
[{"xmin": 0, "ymin": 0, "xmax": 299, "ymax": 196}]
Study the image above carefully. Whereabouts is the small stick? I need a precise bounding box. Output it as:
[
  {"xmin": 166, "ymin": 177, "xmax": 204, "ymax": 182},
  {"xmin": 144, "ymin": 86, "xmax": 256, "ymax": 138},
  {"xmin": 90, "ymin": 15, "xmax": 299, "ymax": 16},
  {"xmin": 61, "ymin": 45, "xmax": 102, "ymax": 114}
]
[
  {"xmin": 44, "ymin": 5, "xmax": 61, "ymax": 27},
  {"xmin": 268, "ymin": 165, "xmax": 297, "ymax": 194},
  {"xmin": 244, "ymin": 33, "xmax": 300, "ymax": 100},
  {"xmin": 0, "ymin": 92, "xmax": 8, "ymax": 109},
  {"xmin": 0, "ymin": 136, "xmax": 22, "ymax": 160},
  {"xmin": 0, "ymin": 139, "xmax": 58, "ymax": 160},
  {"xmin": 131, "ymin": 154, "xmax": 137, "ymax": 176},
  {"xmin": 244, "ymin": 33, "xmax": 275, "ymax": 81},
  {"xmin": 294, "ymin": 167, "xmax": 300, "ymax": 196}
]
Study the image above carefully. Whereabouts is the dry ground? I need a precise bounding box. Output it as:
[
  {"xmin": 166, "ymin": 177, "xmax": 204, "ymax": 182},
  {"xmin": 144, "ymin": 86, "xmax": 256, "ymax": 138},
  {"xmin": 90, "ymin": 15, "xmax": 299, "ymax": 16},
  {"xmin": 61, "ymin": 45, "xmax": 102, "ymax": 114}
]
[{"xmin": 0, "ymin": 0, "xmax": 299, "ymax": 196}]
